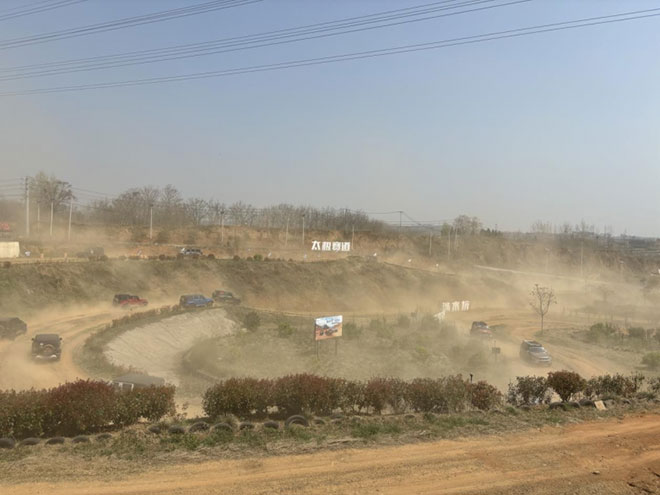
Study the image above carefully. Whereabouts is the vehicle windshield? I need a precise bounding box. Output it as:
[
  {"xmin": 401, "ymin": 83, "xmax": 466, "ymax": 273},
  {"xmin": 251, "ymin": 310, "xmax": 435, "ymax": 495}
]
[{"xmin": 529, "ymin": 347, "xmax": 546, "ymax": 353}]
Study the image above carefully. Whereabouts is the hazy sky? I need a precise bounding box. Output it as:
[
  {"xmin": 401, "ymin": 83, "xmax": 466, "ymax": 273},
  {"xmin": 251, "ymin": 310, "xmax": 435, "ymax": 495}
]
[{"xmin": 1, "ymin": 0, "xmax": 659, "ymax": 235}]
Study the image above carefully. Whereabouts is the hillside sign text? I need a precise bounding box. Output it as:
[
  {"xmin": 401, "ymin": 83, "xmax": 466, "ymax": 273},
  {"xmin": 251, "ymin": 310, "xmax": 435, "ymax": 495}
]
[{"xmin": 311, "ymin": 241, "xmax": 351, "ymax": 252}]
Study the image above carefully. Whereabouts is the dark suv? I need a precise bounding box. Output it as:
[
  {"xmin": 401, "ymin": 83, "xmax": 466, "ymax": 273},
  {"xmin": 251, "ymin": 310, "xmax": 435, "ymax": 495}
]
[
  {"xmin": 31, "ymin": 334, "xmax": 62, "ymax": 361},
  {"xmin": 0, "ymin": 317, "xmax": 27, "ymax": 340},
  {"xmin": 520, "ymin": 340, "xmax": 552, "ymax": 366},
  {"xmin": 212, "ymin": 290, "xmax": 241, "ymax": 305}
]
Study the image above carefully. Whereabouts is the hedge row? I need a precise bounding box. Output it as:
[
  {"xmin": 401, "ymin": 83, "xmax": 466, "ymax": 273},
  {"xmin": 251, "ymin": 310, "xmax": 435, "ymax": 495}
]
[
  {"xmin": 110, "ymin": 304, "xmax": 186, "ymax": 328},
  {"xmin": 202, "ymin": 374, "xmax": 502, "ymax": 419},
  {"xmin": 0, "ymin": 380, "xmax": 175, "ymax": 438},
  {"xmin": 507, "ymin": 371, "xmax": 652, "ymax": 405}
]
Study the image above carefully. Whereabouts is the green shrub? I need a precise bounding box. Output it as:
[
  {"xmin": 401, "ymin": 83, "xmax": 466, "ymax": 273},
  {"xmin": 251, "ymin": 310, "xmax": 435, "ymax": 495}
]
[
  {"xmin": 397, "ymin": 315, "xmax": 411, "ymax": 329},
  {"xmin": 470, "ymin": 381, "xmax": 502, "ymax": 410},
  {"xmin": 585, "ymin": 373, "xmax": 644, "ymax": 399},
  {"xmin": 203, "ymin": 378, "xmax": 271, "ymax": 418},
  {"xmin": 243, "ymin": 312, "xmax": 261, "ymax": 332},
  {"xmin": 628, "ymin": 327, "xmax": 646, "ymax": 340},
  {"xmin": 343, "ymin": 322, "xmax": 362, "ymax": 340},
  {"xmin": 506, "ymin": 376, "xmax": 548, "ymax": 405},
  {"xmin": 253, "ymin": 254, "xmax": 263, "ymax": 261},
  {"xmin": 276, "ymin": 322, "xmax": 295, "ymax": 338},
  {"xmin": 642, "ymin": 352, "xmax": 660, "ymax": 370},
  {"xmin": 405, "ymin": 378, "xmax": 446, "ymax": 413},
  {"xmin": 363, "ymin": 377, "xmax": 407, "ymax": 414},
  {"xmin": 270, "ymin": 374, "xmax": 341, "ymax": 416},
  {"xmin": 547, "ymin": 370, "xmax": 586, "ymax": 402},
  {"xmin": 586, "ymin": 322, "xmax": 617, "ymax": 343}
]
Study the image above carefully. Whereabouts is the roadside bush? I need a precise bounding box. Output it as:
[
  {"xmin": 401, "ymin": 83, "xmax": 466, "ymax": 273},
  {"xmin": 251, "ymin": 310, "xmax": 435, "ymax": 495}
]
[
  {"xmin": 133, "ymin": 385, "xmax": 176, "ymax": 421},
  {"xmin": 470, "ymin": 381, "xmax": 502, "ymax": 410},
  {"xmin": 586, "ymin": 322, "xmax": 617, "ymax": 343},
  {"xmin": 642, "ymin": 352, "xmax": 660, "ymax": 370},
  {"xmin": 253, "ymin": 254, "xmax": 263, "ymax": 261},
  {"xmin": 648, "ymin": 377, "xmax": 660, "ymax": 394},
  {"xmin": 271, "ymin": 374, "xmax": 341, "ymax": 416},
  {"xmin": 44, "ymin": 380, "xmax": 118, "ymax": 436},
  {"xmin": 405, "ymin": 378, "xmax": 446, "ymax": 413},
  {"xmin": 337, "ymin": 379, "xmax": 365, "ymax": 414},
  {"xmin": 243, "ymin": 311, "xmax": 261, "ymax": 332},
  {"xmin": 203, "ymin": 378, "xmax": 271, "ymax": 418},
  {"xmin": 397, "ymin": 314, "xmax": 411, "ymax": 329},
  {"xmin": 155, "ymin": 230, "xmax": 170, "ymax": 244},
  {"xmin": 628, "ymin": 327, "xmax": 646, "ymax": 340},
  {"xmin": 0, "ymin": 390, "xmax": 49, "ymax": 438},
  {"xmin": 442, "ymin": 375, "xmax": 471, "ymax": 413},
  {"xmin": 585, "ymin": 373, "xmax": 644, "ymax": 399},
  {"xmin": 506, "ymin": 376, "xmax": 548, "ymax": 406},
  {"xmin": 363, "ymin": 377, "xmax": 407, "ymax": 414},
  {"xmin": 547, "ymin": 371, "xmax": 586, "ymax": 402},
  {"xmin": 342, "ymin": 322, "xmax": 362, "ymax": 340},
  {"xmin": 276, "ymin": 322, "xmax": 295, "ymax": 338}
]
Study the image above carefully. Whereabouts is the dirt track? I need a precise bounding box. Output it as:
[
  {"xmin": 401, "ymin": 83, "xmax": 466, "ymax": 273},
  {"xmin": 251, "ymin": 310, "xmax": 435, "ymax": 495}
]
[{"xmin": 3, "ymin": 414, "xmax": 658, "ymax": 495}]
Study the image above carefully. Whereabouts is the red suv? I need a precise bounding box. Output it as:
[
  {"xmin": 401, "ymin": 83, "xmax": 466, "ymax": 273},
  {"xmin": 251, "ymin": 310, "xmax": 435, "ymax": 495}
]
[{"xmin": 113, "ymin": 294, "xmax": 148, "ymax": 308}]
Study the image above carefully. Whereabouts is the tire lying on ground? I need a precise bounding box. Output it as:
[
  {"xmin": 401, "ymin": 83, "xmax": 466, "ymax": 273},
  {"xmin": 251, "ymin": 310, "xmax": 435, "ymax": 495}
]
[
  {"xmin": 72, "ymin": 435, "xmax": 90, "ymax": 444},
  {"xmin": 45, "ymin": 437, "xmax": 66, "ymax": 446},
  {"xmin": 19, "ymin": 438, "xmax": 40, "ymax": 446},
  {"xmin": 239, "ymin": 422, "xmax": 255, "ymax": 431},
  {"xmin": 285, "ymin": 415, "xmax": 309, "ymax": 428},
  {"xmin": 566, "ymin": 401, "xmax": 581, "ymax": 409},
  {"xmin": 579, "ymin": 399, "xmax": 595, "ymax": 408},
  {"xmin": 168, "ymin": 425, "xmax": 186, "ymax": 435},
  {"xmin": 212, "ymin": 423, "xmax": 233, "ymax": 433},
  {"xmin": 263, "ymin": 420, "xmax": 279, "ymax": 430},
  {"xmin": 147, "ymin": 425, "xmax": 162, "ymax": 434},
  {"xmin": 314, "ymin": 418, "xmax": 326, "ymax": 425},
  {"xmin": 188, "ymin": 422, "xmax": 210, "ymax": 433},
  {"xmin": 96, "ymin": 433, "xmax": 113, "ymax": 441},
  {"xmin": 0, "ymin": 438, "xmax": 16, "ymax": 449},
  {"xmin": 549, "ymin": 402, "xmax": 567, "ymax": 411}
]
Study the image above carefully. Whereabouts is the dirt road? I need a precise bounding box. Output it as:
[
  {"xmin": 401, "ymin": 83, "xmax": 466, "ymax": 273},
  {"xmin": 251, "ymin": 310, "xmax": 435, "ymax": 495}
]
[
  {"xmin": 0, "ymin": 307, "xmax": 113, "ymax": 390},
  {"xmin": 3, "ymin": 414, "xmax": 659, "ymax": 495}
]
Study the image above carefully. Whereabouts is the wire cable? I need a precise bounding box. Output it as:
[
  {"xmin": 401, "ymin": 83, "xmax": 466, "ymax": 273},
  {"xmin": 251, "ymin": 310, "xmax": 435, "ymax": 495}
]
[
  {"xmin": 0, "ymin": 0, "xmax": 88, "ymax": 23},
  {"xmin": 0, "ymin": 0, "xmax": 517, "ymax": 80},
  {"xmin": 2, "ymin": 7, "xmax": 657, "ymax": 97},
  {"xmin": 0, "ymin": 0, "xmax": 261, "ymax": 50}
]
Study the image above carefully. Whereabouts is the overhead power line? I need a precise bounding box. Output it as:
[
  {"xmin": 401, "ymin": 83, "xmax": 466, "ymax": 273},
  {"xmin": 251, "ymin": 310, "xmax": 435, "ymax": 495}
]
[
  {"xmin": 2, "ymin": 7, "xmax": 657, "ymax": 97},
  {"xmin": 0, "ymin": 0, "xmax": 88, "ymax": 23},
  {"xmin": 0, "ymin": 0, "xmax": 261, "ymax": 50},
  {"xmin": 0, "ymin": 0, "xmax": 524, "ymax": 81}
]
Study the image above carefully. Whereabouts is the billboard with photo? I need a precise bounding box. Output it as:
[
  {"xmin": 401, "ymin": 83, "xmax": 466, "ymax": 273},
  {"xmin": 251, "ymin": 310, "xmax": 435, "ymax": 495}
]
[{"xmin": 314, "ymin": 315, "xmax": 342, "ymax": 341}]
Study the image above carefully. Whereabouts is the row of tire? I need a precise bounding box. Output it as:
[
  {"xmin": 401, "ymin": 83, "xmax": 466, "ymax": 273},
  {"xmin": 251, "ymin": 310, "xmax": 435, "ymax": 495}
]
[{"xmin": 0, "ymin": 415, "xmax": 312, "ymax": 450}]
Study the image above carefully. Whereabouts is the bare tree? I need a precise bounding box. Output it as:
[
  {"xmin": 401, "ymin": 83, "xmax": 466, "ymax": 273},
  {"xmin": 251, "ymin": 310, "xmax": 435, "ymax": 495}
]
[{"xmin": 529, "ymin": 284, "xmax": 556, "ymax": 334}]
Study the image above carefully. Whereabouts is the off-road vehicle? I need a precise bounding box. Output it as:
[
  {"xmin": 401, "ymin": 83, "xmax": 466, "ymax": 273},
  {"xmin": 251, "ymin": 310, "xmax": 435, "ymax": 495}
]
[
  {"xmin": 110, "ymin": 373, "xmax": 165, "ymax": 391},
  {"xmin": 0, "ymin": 317, "xmax": 27, "ymax": 340},
  {"xmin": 179, "ymin": 294, "xmax": 213, "ymax": 308},
  {"xmin": 112, "ymin": 294, "xmax": 148, "ymax": 308},
  {"xmin": 212, "ymin": 290, "xmax": 241, "ymax": 305},
  {"xmin": 31, "ymin": 334, "xmax": 62, "ymax": 361},
  {"xmin": 178, "ymin": 247, "xmax": 203, "ymax": 258},
  {"xmin": 470, "ymin": 321, "xmax": 493, "ymax": 338},
  {"xmin": 519, "ymin": 340, "xmax": 552, "ymax": 366}
]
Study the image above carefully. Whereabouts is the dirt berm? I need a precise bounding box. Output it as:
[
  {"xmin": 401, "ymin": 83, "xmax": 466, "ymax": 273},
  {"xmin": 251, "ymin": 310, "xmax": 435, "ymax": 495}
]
[{"xmin": 0, "ymin": 258, "xmax": 520, "ymax": 315}]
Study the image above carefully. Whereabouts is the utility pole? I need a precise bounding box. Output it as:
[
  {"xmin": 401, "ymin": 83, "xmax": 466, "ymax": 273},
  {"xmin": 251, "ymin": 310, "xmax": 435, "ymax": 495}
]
[
  {"xmin": 220, "ymin": 209, "xmax": 225, "ymax": 244},
  {"xmin": 149, "ymin": 204, "xmax": 153, "ymax": 240},
  {"xmin": 302, "ymin": 213, "xmax": 306, "ymax": 247},
  {"xmin": 428, "ymin": 230, "xmax": 433, "ymax": 256},
  {"xmin": 285, "ymin": 217, "xmax": 289, "ymax": 247},
  {"xmin": 580, "ymin": 241, "xmax": 584, "ymax": 279},
  {"xmin": 24, "ymin": 177, "xmax": 30, "ymax": 236},
  {"xmin": 399, "ymin": 211, "xmax": 403, "ymax": 230},
  {"xmin": 351, "ymin": 225, "xmax": 355, "ymax": 249},
  {"xmin": 447, "ymin": 226, "xmax": 452, "ymax": 259},
  {"xmin": 36, "ymin": 203, "xmax": 40, "ymax": 235},
  {"xmin": 49, "ymin": 201, "xmax": 54, "ymax": 238},
  {"xmin": 67, "ymin": 196, "xmax": 73, "ymax": 241}
]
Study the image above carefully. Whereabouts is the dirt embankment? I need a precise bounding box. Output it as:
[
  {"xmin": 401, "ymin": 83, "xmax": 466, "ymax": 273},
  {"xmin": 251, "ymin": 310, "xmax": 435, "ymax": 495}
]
[
  {"xmin": 105, "ymin": 309, "xmax": 235, "ymax": 386},
  {"xmin": 0, "ymin": 257, "xmax": 512, "ymax": 316}
]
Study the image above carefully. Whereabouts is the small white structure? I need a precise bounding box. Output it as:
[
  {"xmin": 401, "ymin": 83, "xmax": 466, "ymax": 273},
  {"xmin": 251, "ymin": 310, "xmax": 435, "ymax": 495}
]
[{"xmin": 0, "ymin": 242, "xmax": 19, "ymax": 259}]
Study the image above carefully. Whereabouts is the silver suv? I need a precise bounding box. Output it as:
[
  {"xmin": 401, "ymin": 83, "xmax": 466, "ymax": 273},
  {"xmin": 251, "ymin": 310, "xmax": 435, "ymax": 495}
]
[{"xmin": 520, "ymin": 340, "xmax": 552, "ymax": 366}]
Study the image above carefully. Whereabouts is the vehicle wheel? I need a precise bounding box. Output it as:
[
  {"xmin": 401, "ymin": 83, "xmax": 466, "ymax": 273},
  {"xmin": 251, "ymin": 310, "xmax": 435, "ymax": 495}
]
[
  {"xmin": 188, "ymin": 422, "xmax": 210, "ymax": 433},
  {"xmin": 168, "ymin": 425, "xmax": 186, "ymax": 435},
  {"xmin": 20, "ymin": 438, "xmax": 40, "ymax": 446},
  {"xmin": 147, "ymin": 425, "xmax": 162, "ymax": 434},
  {"xmin": 45, "ymin": 437, "xmax": 66, "ymax": 445},
  {"xmin": 0, "ymin": 438, "xmax": 15, "ymax": 449},
  {"xmin": 285, "ymin": 415, "xmax": 309, "ymax": 428}
]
